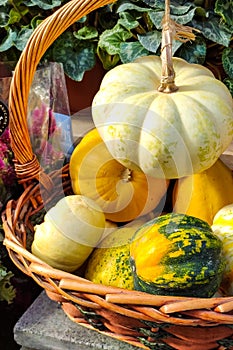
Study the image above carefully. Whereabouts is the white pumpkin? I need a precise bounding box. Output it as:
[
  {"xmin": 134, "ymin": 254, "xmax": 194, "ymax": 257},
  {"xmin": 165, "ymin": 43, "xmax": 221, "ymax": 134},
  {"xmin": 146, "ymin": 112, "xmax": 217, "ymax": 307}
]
[{"xmin": 92, "ymin": 56, "xmax": 233, "ymax": 179}]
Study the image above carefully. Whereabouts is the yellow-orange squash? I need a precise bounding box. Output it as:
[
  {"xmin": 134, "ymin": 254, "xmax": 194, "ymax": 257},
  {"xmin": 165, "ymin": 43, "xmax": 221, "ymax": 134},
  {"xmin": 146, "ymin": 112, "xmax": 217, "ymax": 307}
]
[
  {"xmin": 69, "ymin": 128, "xmax": 169, "ymax": 222},
  {"xmin": 212, "ymin": 204, "xmax": 233, "ymax": 295},
  {"xmin": 173, "ymin": 159, "xmax": 233, "ymax": 225}
]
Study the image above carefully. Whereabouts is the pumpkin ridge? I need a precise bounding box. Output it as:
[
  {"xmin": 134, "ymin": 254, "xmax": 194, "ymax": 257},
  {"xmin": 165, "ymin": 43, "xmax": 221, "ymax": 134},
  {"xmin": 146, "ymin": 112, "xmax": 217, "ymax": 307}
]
[
  {"xmin": 169, "ymin": 94, "xmax": 222, "ymax": 163},
  {"xmin": 133, "ymin": 56, "xmax": 164, "ymax": 82}
]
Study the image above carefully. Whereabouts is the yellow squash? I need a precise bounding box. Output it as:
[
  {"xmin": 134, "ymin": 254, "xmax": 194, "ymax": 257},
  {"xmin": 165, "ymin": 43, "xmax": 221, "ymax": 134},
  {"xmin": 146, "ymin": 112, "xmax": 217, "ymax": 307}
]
[
  {"xmin": 173, "ymin": 159, "xmax": 233, "ymax": 225},
  {"xmin": 212, "ymin": 204, "xmax": 233, "ymax": 296},
  {"xmin": 70, "ymin": 128, "xmax": 169, "ymax": 222}
]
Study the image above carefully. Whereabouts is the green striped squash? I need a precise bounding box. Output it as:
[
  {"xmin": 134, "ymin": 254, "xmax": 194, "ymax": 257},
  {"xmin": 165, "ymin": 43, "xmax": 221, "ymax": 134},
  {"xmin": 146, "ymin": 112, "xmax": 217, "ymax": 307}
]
[{"xmin": 130, "ymin": 213, "xmax": 225, "ymax": 297}]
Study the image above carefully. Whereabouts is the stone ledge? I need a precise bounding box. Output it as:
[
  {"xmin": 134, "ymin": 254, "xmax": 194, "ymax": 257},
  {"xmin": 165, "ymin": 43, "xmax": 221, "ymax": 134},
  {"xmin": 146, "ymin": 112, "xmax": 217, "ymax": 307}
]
[{"xmin": 14, "ymin": 292, "xmax": 137, "ymax": 350}]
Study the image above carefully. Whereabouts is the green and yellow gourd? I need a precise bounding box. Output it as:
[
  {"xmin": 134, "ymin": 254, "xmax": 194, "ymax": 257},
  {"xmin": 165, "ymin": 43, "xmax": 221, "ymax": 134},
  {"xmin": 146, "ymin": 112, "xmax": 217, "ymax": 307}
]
[
  {"xmin": 85, "ymin": 220, "xmax": 145, "ymax": 290},
  {"xmin": 130, "ymin": 213, "xmax": 225, "ymax": 297}
]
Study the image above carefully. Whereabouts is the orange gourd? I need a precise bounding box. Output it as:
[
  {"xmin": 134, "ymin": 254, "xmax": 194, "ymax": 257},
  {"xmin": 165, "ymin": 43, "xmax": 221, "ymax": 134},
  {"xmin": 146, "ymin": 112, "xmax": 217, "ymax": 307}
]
[{"xmin": 69, "ymin": 128, "xmax": 169, "ymax": 222}]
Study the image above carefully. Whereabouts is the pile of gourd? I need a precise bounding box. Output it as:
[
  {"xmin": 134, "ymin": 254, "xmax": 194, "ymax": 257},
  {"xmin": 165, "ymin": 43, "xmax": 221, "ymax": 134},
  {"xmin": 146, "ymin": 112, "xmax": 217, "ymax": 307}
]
[{"xmin": 31, "ymin": 7, "xmax": 233, "ymax": 298}]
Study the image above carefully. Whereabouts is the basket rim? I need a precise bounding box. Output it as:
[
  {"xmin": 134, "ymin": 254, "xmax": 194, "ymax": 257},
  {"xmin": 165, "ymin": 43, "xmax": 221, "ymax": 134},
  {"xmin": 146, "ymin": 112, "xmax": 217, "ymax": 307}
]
[{"xmin": 3, "ymin": 166, "xmax": 233, "ymax": 326}]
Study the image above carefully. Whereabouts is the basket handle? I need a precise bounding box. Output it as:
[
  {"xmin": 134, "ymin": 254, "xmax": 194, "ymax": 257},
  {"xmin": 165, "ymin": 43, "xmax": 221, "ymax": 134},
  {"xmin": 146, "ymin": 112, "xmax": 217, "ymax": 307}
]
[{"xmin": 9, "ymin": 0, "xmax": 115, "ymax": 189}]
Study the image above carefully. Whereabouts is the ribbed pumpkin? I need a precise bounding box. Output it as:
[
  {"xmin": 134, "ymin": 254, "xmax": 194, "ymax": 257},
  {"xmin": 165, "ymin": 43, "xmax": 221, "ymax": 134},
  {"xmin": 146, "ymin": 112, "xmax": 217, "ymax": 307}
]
[
  {"xmin": 173, "ymin": 159, "xmax": 233, "ymax": 225},
  {"xmin": 69, "ymin": 128, "xmax": 169, "ymax": 222},
  {"xmin": 92, "ymin": 55, "xmax": 233, "ymax": 179},
  {"xmin": 130, "ymin": 213, "xmax": 225, "ymax": 297}
]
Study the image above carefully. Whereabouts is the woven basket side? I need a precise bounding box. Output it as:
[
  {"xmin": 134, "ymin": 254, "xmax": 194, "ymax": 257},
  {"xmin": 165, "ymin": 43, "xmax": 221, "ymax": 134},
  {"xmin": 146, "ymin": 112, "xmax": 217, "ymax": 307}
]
[{"xmin": 9, "ymin": 0, "xmax": 115, "ymax": 183}]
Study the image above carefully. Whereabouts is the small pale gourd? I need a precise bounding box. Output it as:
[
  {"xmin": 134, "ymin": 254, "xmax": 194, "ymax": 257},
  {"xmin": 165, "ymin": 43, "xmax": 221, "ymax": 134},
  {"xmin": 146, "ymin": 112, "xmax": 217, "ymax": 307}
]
[
  {"xmin": 31, "ymin": 195, "xmax": 106, "ymax": 272},
  {"xmin": 92, "ymin": 55, "xmax": 233, "ymax": 179}
]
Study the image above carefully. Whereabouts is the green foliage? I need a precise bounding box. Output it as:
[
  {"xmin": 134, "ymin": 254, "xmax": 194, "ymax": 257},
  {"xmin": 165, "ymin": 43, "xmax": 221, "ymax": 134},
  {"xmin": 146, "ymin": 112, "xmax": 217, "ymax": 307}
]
[
  {"xmin": 0, "ymin": 0, "xmax": 232, "ymax": 89},
  {"xmin": 0, "ymin": 266, "xmax": 16, "ymax": 303},
  {"xmin": 0, "ymin": 232, "xmax": 16, "ymax": 304}
]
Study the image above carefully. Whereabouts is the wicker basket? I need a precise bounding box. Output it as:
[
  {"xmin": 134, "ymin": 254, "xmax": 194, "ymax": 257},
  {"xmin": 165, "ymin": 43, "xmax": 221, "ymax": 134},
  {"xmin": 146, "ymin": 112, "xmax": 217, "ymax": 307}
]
[{"xmin": 2, "ymin": 0, "xmax": 233, "ymax": 349}]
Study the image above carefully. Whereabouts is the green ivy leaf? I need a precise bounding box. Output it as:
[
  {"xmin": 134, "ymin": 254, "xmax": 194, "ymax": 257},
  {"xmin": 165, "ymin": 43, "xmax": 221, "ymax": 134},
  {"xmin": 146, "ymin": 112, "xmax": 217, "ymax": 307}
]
[
  {"xmin": 118, "ymin": 11, "xmax": 139, "ymax": 30},
  {"xmin": 97, "ymin": 47, "xmax": 120, "ymax": 70},
  {"xmin": 0, "ymin": 266, "xmax": 16, "ymax": 304},
  {"xmin": 194, "ymin": 6, "xmax": 207, "ymax": 18},
  {"xmin": 0, "ymin": 0, "xmax": 8, "ymax": 5},
  {"xmin": 215, "ymin": 0, "xmax": 233, "ymax": 28},
  {"xmin": 171, "ymin": 7, "xmax": 197, "ymax": 25},
  {"xmin": 23, "ymin": 0, "xmax": 62, "ymax": 10},
  {"xmin": 176, "ymin": 36, "xmax": 206, "ymax": 64},
  {"xmin": 52, "ymin": 31, "xmax": 96, "ymax": 81},
  {"xmin": 223, "ymin": 77, "xmax": 233, "ymax": 96},
  {"xmin": 170, "ymin": 3, "xmax": 194, "ymax": 16},
  {"xmin": 8, "ymin": 9, "xmax": 22, "ymax": 25},
  {"xmin": 137, "ymin": 30, "xmax": 161, "ymax": 53},
  {"xmin": 0, "ymin": 27, "xmax": 17, "ymax": 51},
  {"xmin": 172, "ymin": 39, "xmax": 183, "ymax": 55},
  {"xmin": 98, "ymin": 23, "xmax": 132, "ymax": 55},
  {"xmin": 0, "ymin": 11, "xmax": 9, "ymax": 27},
  {"xmin": 117, "ymin": 1, "xmax": 151, "ymax": 13},
  {"xmin": 8, "ymin": 7, "xmax": 29, "ymax": 25},
  {"xmin": 64, "ymin": 44, "xmax": 96, "ymax": 81},
  {"xmin": 31, "ymin": 15, "xmax": 44, "ymax": 29},
  {"xmin": 15, "ymin": 27, "xmax": 34, "ymax": 51},
  {"xmin": 148, "ymin": 10, "xmax": 163, "ymax": 30},
  {"xmin": 74, "ymin": 26, "xmax": 98, "ymax": 40},
  {"xmin": 222, "ymin": 47, "xmax": 233, "ymax": 78},
  {"xmin": 77, "ymin": 15, "xmax": 87, "ymax": 24},
  {"xmin": 192, "ymin": 14, "xmax": 232, "ymax": 47},
  {"xmin": 119, "ymin": 41, "xmax": 149, "ymax": 63},
  {"xmin": 149, "ymin": 4, "xmax": 197, "ymax": 29},
  {"xmin": 141, "ymin": 0, "xmax": 164, "ymax": 9}
]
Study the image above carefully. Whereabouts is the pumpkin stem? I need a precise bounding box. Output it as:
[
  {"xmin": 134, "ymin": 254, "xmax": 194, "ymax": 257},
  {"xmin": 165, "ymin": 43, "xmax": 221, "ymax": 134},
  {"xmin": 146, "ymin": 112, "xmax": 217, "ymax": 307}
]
[
  {"xmin": 121, "ymin": 168, "xmax": 132, "ymax": 182},
  {"xmin": 158, "ymin": 0, "xmax": 178, "ymax": 93},
  {"xmin": 158, "ymin": 0, "xmax": 199, "ymax": 93}
]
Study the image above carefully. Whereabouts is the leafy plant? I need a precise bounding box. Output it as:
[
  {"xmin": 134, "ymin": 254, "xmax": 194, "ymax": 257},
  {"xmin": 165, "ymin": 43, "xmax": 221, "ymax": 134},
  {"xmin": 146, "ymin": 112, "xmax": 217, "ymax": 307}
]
[
  {"xmin": 0, "ymin": 259, "xmax": 16, "ymax": 303},
  {"xmin": 0, "ymin": 0, "xmax": 232, "ymax": 93},
  {"xmin": 96, "ymin": 0, "xmax": 233, "ymax": 93}
]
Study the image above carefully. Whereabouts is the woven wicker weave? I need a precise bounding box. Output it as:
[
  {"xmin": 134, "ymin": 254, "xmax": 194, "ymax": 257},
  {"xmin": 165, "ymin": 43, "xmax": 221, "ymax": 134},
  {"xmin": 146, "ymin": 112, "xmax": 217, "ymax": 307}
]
[{"xmin": 2, "ymin": 0, "xmax": 233, "ymax": 349}]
